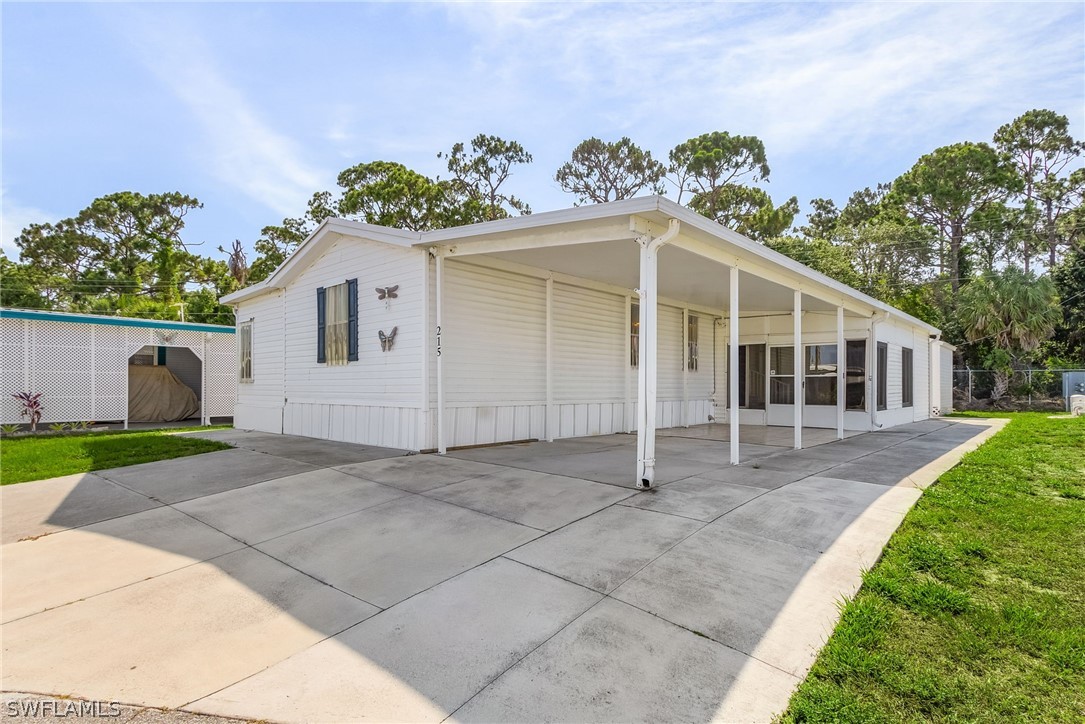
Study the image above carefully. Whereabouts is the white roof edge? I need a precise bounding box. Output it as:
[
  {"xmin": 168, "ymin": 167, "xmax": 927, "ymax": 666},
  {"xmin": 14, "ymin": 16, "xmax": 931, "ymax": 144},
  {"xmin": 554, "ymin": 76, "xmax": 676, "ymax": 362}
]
[
  {"xmin": 416, "ymin": 196, "xmax": 662, "ymax": 244},
  {"xmin": 222, "ymin": 195, "xmax": 939, "ymax": 335},
  {"xmin": 220, "ymin": 218, "xmax": 423, "ymax": 304},
  {"xmin": 648, "ymin": 198, "xmax": 940, "ymax": 334},
  {"xmin": 417, "ymin": 195, "xmax": 938, "ymax": 335}
]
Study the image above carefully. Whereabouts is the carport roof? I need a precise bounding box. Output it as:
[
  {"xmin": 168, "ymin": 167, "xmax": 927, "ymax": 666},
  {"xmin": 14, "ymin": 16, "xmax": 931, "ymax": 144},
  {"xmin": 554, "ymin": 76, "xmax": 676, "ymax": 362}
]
[{"xmin": 222, "ymin": 196, "xmax": 939, "ymax": 333}]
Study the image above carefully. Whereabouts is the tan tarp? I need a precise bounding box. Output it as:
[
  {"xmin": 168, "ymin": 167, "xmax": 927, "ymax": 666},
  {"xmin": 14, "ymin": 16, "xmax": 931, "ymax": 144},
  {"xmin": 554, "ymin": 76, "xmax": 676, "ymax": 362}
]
[{"xmin": 128, "ymin": 365, "xmax": 200, "ymax": 422}]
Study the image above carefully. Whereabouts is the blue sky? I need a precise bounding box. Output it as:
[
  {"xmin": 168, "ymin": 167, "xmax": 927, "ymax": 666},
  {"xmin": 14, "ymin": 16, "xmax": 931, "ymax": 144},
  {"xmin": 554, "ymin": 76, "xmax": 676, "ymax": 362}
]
[{"xmin": 3, "ymin": 2, "xmax": 1083, "ymax": 261}]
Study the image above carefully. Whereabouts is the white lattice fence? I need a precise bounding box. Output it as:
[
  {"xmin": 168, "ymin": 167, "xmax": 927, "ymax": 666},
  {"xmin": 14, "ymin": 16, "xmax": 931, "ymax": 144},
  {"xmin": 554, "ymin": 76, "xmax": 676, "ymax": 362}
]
[{"xmin": 0, "ymin": 316, "xmax": 236, "ymax": 425}]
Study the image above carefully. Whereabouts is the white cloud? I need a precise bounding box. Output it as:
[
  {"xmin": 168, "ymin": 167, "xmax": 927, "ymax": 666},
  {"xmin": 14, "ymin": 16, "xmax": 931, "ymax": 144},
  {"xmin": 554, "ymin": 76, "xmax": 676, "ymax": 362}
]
[
  {"xmin": 110, "ymin": 8, "xmax": 326, "ymax": 217},
  {"xmin": 440, "ymin": 1, "xmax": 1084, "ymax": 161},
  {"xmin": 0, "ymin": 190, "xmax": 55, "ymax": 259}
]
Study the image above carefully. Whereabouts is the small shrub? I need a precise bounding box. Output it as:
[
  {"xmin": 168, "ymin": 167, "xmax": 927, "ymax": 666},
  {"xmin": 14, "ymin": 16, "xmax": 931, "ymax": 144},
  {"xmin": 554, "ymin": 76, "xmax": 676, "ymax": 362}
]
[
  {"xmin": 11, "ymin": 392, "xmax": 43, "ymax": 432},
  {"xmin": 49, "ymin": 422, "xmax": 69, "ymax": 432}
]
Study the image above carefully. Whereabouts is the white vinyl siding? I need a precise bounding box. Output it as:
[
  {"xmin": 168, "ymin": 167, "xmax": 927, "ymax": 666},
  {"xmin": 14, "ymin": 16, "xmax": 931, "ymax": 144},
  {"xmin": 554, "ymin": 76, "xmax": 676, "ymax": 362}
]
[
  {"xmin": 657, "ymin": 304, "xmax": 684, "ymax": 399},
  {"xmin": 442, "ymin": 260, "xmax": 546, "ymax": 406},
  {"xmin": 553, "ymin": 283, "xmax": 625, "ymax": 403},
  {"xmin": 283, "ymin": 236, "xmax": 422, "ymax": 407},
  {"xmin": 235, "ymin": 291, "xmax": 285, "ymax": 415}
]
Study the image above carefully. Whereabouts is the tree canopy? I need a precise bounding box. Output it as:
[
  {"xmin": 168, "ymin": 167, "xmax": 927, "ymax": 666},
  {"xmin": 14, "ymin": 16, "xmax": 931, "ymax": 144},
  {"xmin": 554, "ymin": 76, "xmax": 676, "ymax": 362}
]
[
  {"xmin": 5, "ymin": 112, "xmax": 1081, "ymax": 367},
  {"xmin": 555, "ymin": 137, "xmax": 665, "ymax": 204}
]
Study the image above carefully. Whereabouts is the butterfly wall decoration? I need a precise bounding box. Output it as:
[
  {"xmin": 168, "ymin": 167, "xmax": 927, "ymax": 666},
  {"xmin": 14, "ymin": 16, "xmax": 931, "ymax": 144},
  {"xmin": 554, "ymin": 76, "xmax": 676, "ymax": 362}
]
[
  {"xmin": 375, "ymin": 286, "xmax": 399, "ymax": 300},
  {"xmin": 378, "ymin": 327, "xmax": 398, "ymax": 352}
]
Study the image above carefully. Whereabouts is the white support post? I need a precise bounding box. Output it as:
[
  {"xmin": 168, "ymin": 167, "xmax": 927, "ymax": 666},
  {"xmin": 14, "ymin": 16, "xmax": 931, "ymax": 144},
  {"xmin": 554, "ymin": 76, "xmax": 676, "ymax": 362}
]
[
  {"xmin": 635, "ymin": 240, "xmax": 657, "ymax": 488},
  {"xmin": 545, "ymin": 275, "xmax": 555, "ymax": 442},
  {"xmin": 682, "ymin": 307, "xmax": 689, "ymax": 428},
  {"xmin": 419, "ymin": 254, "xmax": 430, "ymax": 451},
  {"xmin": 435, "ymin": 251, "xmax": 446, "ymax": 454},
  {"xmin": 836, "ymin": 305, "xmax": 845, "ymax": 440},
  {"xmin": 634, "ymin": 220, "xmax": 680, "ymax": 488},
  {"xmin": 202, "ymin": 334, "xmax": 209, "ymax": 426},
  {"xmin": 90, "ymin": 325, "xmax": 97, "ymax": 424},
  {"xmin": 729, "ymin": 265, "xmax": 740, "ymax": 465},
  {"xmin": 793, "ymin": 290, "xmax": 802, "ymax": 450}
]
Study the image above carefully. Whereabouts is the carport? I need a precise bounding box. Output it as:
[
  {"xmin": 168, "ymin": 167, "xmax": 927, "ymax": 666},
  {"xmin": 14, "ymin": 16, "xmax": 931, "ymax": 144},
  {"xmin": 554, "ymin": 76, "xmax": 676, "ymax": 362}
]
[{"xmin": 425, "ymin": 197, "xmax": 941, "ymax": 488}]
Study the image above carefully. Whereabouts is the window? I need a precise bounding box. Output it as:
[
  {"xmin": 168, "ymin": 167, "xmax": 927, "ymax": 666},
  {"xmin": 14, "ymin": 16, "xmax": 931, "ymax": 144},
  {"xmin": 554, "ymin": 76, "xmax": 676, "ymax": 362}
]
[
  {"xmin": 238, "ymin": 319, "xmax": 253, "ymax": 383},
  {"xmin": 317, "ymin": 279, "xmax": 358, "ymax": 365},
  {"xmin": 877, "ymin": 342, "xmax": 888, "ymax": 411},
  {"xmin": 687, "ymin": 315, "xmax": 699, "ymax": 371},
  {"xmin": 902, "ymin": 347, "xmax": 914, "ymax": 408},
  {"xmin": 846, "ymin": 340, "xmax": 866, "ymax": 411},
  {"xmin": 737, "ymin": 344, "xmax": 766, "ymax": 409},
  {"xmin": 804, "ymin": 344, "xmax": 837, "ymax": 406},
  {"xmin": 769, "ymin": 346, "xmax": 795, "ymax": 405},
  {"xmin": 630, "ymin": 302, "xmax": 640, "ymax": 367}
]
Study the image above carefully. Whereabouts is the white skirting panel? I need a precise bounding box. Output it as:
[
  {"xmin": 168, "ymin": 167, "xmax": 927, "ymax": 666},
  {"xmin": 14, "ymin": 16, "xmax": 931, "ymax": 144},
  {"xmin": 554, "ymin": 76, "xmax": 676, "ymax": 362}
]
[
  {"xmin": 234, "ymin": 404, "xmax": 284, "ymax": 434},
  {"xmin": 283, "ymin": 402, "xmax": 420, "ymax": 451},
  {"xmin": 444, "ymin": 404, "xmax": 546, "ymax": 448},
  {"xmin": 434, "ymin": 398, "xmax": 714, "ymax": 449},
  {"xmin": 555, "ymin": 402, "xmax": 627, "ymax": 438}
]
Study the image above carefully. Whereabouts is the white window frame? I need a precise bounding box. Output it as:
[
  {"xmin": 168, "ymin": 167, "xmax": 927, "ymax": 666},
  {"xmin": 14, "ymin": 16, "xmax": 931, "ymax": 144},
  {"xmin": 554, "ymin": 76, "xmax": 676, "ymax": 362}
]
[{"xmin": 239, "ymin": 318, "xmax": 253, "ymax": 383}]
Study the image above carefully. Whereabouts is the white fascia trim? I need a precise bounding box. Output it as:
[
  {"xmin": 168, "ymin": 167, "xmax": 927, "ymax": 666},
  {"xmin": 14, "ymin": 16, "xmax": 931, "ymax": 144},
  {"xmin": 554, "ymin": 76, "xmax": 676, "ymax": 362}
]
[
  {"xmin": 416, "ymin": 196, "xmax": 662, "ymax": 244},
  {"xmin": 651, "ymin": 198, "xmax": 941, "ymax": 335},
  {"xmin": 414, "ymin": 196, "xmax": 937, "ymax": 335},
  {"xmin": 221, "ymin": 218, "xmax": 423, "ymax": 305}
]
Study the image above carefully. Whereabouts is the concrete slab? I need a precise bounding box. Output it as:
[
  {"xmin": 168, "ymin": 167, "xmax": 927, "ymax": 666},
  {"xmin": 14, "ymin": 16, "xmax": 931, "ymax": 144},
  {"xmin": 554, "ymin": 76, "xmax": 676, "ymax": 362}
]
[
  {"xmin": 182, "ymin": 429, "xmax": 406, "ymax": 467},
  {"xmin": 424, "ymin": 468, "xmax": 633, "ymax": 531},
  {"xmin": 505, "ymin": 506, "xmax": 702, "ymax": 593},
  {"xmin": 621, "ymin": 476, "xmax": 765, "ymax": 522},
  {"xmin": 750, "ymin": 451, "xmax": 839, "ymax": 476},
  {"xmin": 722, "ymin": 485, "xmax": 911, "ymax": 567},
  {"xmin": 788, "ymin": 475, "xmax": 924, "ymax": 516},
  {"xmin": 257, "ymin": 495, "xmax": 541, "ymax": 607},
  {"xmin": 822, "ymin": 446, "xmax": 945, "ymax": 487},
  {"xmin": 193, "ymin": 558, "xmax": 601, "ymax": 723},
  {"xmin": 693, "ymin": 464, "xmax": 806, "ymax": 490},
  {"xmin": 450, "ymin": 442, "xmax": 719, "ymax": 488},
  {"xmin": 0, "ymin": 472, "xmax": 160, "ymax": 544},
  {"xmin": 175, "ymin": 468, "xmax": 405, "ymax": 545},
  {"xmin": 455, "ymin": 597, "xmax": 799, "ymax": 724},
  {"xmin": 1, "ymin": 506, "xmax": 244, "ymax": 623},
  {"xmin": 1, "ymin": 547, "xmax": 378, "ymax": 708},
  {"xmin": 611, "ymin": 525, "xmax": 859, "ymax": 676},
  {"xmin": 334, "ymin": 455, "xmax": 503, "ymax": 493},
  {"xmin": 98, "ymin": 448, "xmax": 319, "ymax": 504}
]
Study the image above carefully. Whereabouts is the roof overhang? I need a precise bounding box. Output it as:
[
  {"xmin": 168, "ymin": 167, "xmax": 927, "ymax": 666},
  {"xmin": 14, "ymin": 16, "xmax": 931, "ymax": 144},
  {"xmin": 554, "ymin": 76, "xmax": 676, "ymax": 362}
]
[{"xmin": 222, "ymin": 196, "xmax": 939, "ymax": 334}]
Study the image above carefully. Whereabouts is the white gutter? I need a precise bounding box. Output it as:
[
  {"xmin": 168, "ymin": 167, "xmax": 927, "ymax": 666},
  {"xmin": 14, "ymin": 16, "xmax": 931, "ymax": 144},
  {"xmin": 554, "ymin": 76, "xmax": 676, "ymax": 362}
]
[{"xmin": 636, "ymin": 218, "xmax": 681, "ymax": 489}]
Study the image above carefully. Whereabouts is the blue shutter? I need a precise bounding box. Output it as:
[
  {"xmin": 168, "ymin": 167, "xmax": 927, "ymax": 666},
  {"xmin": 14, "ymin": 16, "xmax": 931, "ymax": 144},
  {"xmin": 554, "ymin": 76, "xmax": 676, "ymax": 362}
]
[
  {"xmin": 347, "ymin": 278, "xmax": 359, "ymax": 361},
  {"xmin": 316, "ymin": 286, "xmax": 326, "ymax": 363}
]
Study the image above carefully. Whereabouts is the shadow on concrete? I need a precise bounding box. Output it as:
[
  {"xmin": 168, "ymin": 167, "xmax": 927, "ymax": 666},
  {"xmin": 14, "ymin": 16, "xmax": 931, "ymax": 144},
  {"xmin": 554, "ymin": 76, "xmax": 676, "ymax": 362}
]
[{"xmin": 0, "ymin": 419, "xmax": 1000, "ymax": 722}]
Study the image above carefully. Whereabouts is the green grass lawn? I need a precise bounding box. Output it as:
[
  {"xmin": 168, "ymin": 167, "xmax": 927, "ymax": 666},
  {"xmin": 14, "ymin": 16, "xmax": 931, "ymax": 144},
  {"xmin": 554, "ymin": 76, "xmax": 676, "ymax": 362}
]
[
  {"xmin": 782, "ymin": 412, "xmax": 1085, "ymax": 722},
  {"xmin": 0, "ymin": 427, "xmax": 232, "ymax": 485}
]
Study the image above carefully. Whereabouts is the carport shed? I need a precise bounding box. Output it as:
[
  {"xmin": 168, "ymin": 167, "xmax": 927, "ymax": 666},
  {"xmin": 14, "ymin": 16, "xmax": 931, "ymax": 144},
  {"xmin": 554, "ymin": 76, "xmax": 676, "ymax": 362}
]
[
  {"xmin": 223, "ymin": 196, "xmax": 954, "ymax": 487},
  {"xmin": 0, "ymin": 308, "xmax": 235, "ymax": 427}
]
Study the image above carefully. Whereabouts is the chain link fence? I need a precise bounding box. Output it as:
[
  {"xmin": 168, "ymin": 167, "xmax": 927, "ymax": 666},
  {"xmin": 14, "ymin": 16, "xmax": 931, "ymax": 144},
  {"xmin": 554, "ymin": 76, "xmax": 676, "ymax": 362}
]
[{"xmin": 953, "ymin": 368, "xmax": 1085, "ymax": 411}]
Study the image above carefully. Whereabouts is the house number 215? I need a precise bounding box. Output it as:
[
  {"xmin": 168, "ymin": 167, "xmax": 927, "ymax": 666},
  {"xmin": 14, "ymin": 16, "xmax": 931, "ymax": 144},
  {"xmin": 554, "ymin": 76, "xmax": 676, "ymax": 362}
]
[{"xmin": 436, "ymin": 325, "xmax": 442, "ymax": 357}]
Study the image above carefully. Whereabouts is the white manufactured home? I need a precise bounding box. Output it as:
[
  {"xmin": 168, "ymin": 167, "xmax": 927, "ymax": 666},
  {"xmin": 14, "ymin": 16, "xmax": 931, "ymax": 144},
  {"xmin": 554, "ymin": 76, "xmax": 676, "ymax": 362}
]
[{"xmin": 223, "ymin": 196, "xmax": 955, "ymax": 487}]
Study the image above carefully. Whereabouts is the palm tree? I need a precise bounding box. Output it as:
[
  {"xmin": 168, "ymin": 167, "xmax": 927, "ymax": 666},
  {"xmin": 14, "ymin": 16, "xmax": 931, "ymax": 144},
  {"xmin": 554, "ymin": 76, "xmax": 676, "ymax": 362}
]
[{"xmin": 957, "ymin": 267, "xmax": 1060, "ymax": 399}]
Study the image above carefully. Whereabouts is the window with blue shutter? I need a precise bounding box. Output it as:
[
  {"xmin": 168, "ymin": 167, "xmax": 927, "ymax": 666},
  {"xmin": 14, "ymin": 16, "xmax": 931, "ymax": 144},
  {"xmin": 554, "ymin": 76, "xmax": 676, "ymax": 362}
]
[{"xmin": 347, "ymin": 278, "xmax": 359, "ymax": 361}]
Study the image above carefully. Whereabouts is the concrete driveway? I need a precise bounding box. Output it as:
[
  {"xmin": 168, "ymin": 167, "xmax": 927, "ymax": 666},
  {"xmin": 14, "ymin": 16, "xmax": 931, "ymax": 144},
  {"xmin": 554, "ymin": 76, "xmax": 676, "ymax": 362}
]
[{"xmin": 1, "ymin": 419, "xmax": 1003, "ymax": 723}]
